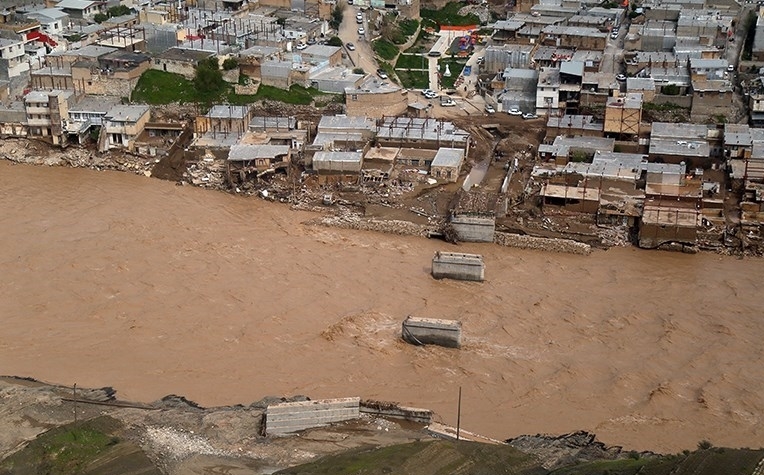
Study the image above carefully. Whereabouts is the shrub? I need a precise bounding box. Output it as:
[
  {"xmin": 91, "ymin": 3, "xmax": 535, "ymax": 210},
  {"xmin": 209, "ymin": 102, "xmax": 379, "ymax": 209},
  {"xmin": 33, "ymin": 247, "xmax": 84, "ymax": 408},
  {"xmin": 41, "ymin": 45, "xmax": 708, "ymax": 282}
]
[
  {"xmin": 327, "ymin": 36, "xmax": 343, "ymax": 47},
  {"xmin": 222, "ymin": 57, "xmax": 239, "ymax": 70}
]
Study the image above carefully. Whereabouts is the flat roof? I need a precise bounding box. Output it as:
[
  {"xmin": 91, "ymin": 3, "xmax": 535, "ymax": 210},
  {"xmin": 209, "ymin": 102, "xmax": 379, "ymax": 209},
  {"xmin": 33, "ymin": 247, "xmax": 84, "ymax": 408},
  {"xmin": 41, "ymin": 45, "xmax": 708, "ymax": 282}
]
[
  {"xmin": 318, "ymin": 115, "xmax": 375, "ymax": 132},
  {"xmin": 156, "ymin": 47, "xmax": 214, "ymax": 62},
  {"xmin": 542, "ymin": 183, "xmax": 601, "ymax": 201},
  {"xmin": 106, "ymin": 104, "xmax": 150, "ymax": 122},
  {"xmin": 431, "ymin": 147, "xmax": 464, "ymax": 168},
  {"xmin": 56, "ymin": 0, "xmax": 98, "ymax": 9},
  {"xmin": 303, "ymin": 44, "xmax": 341, "ymax": 57},
  {"xmin": 642, "ymin": 203, "xmax": 700, "ymax": 227},
  {"xmin": 249, "ymin": 116, "xmax": 296, "ymax": 130},
  {"xmin": 227, "ymin": 144, "xmax": 290, "ymax": 161},
  {"xmin": 542, "ymin": 25, "xmax": 607, "ymax": 38},
  {"xmin": 649, "ymin": 137, "xmax": 710, "ymax": 157}
]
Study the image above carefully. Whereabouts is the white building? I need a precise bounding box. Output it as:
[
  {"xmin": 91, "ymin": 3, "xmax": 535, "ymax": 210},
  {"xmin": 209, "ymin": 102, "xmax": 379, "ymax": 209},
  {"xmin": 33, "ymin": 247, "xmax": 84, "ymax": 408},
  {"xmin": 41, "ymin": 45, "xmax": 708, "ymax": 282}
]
[{"xmin": 0, "ymin": 38, "xmax": 30, "ymax": 80}]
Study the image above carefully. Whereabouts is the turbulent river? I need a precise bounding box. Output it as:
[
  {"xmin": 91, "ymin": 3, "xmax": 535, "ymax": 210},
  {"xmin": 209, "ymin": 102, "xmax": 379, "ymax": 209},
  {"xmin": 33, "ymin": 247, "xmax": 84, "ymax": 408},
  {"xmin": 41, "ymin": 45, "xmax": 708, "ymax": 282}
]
[{"xmin": 2, "ymin": 160, "xmax": 764, "ymax": 452}]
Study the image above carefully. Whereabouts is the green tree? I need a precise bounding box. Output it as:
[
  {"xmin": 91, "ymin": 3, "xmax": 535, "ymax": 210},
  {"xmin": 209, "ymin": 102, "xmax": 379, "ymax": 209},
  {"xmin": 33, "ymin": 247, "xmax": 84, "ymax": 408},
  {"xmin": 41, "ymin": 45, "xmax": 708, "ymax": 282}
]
[
  {"xmin": 327, "ymin": 36, "xmax": 343, "ymax": 47},
  {"xmin": 93, "ymin": 12, "xmax": 108, "ymax": 23},
  {"xmin": 329, "ymin": 4, "xmax": 344, "ymax": 30},
  {"xmin": 194, "ymin": 57, "xmax": 224, "ymax": 96}
]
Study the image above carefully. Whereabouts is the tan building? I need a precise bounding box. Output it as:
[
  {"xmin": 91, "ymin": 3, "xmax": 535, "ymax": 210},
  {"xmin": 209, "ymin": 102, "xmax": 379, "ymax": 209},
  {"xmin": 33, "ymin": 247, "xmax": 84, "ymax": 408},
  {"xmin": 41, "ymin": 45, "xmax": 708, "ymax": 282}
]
[
  {"xmin": 603, "ymin": 92, "xmax": 642, "ymax": 136},
  {"xmin": 152, "ymin": 48, "xmax": 215, "ymax": 79},
  {"xmin": 101, "ymin": 104, "xmax": 151, "ymax": 151},
  {"xmin": 430, "ymin": 147, "xmax": 465, "ymax": 182},
  {"xmin": 24, "ymin": 89, "xmax": 74, "ymax": 145},
  {"xmin": 345, "ymin": 79, "xmax": 409, "ymax": 118}
]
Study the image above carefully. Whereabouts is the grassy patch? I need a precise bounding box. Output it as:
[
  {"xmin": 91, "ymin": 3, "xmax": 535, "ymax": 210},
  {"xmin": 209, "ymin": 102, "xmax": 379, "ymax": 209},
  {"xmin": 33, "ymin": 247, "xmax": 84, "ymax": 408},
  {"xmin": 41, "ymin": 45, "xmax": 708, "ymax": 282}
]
[
  {"xmin": 131, "ymin": 70, "xmax": 202, "ymax": 104},
  {"xmin": 373, "ymin": 38, "xmax": 399, "ymax": 60},
  {"xmin": 405, "ymin": 31, "xmax": 436, "ymax": 54},
  {"xmin": 438, "ymin": 58, "xmax": 466, "ymax": 89},
  {"xmin": 132, "ymin": 70, "xmax": 332, "ymax": 106},
  {"xmin": 396, "ymin": 69, "xmax": 430, "ymax": 89},
  {"xmin": 274, "ymin": 440, "xmax": 544, "ymax": 475},
  {"xmin": 0, "ymin": 416, "xmax": 159, "ymax": 475},
  {"xmin": 421, "ymin": 2, "xmax": 481, "ymax": 27},
  {"xmin": 396, "ymin": 53, "xmax": 428, "ymax": 70},
  {"xmin": 399, "ymin": 18, "xmax": 419, "ymax": 37}
]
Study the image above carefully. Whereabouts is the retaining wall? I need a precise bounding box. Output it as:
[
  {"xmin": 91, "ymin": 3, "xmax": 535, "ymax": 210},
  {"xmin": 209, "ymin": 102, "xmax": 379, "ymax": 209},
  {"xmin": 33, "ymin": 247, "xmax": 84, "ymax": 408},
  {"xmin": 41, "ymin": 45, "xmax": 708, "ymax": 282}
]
[
  {"xmin": 450, "ymin": 215, "xmax": 496, "ymax": 242},
  {"xmin": 432, "ymin": 251, "xmax": 485, "ymax": 281},
  {"xmin": 265, "ymin": 397, "xmax": 361, "ymax": 436}
]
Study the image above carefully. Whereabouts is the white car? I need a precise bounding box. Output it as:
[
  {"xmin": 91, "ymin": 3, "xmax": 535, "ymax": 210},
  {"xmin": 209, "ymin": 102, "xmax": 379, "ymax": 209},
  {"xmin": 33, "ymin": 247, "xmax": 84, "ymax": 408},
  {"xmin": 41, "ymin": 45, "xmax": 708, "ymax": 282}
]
[
  {"xmin": 616, "ymin": 73, "xmax": 627, "ymax": 81},
  {"xmin": 507, "ymin": 107, "xmax": 522, "ymax": 116},
  {"xmin": 295, "ymin": 43, "xmax": 307, "ymax": 50},
  {"xmin": 422, "ymin": 88, "xmax": 434, "ymax": 96},
  {"xmin": 424, "ymin": 90, "xmax": 438, "ymax": 99},
  {"xmin": 346, "ymin": 42, "xmax": 356, "ymax": 51},
  {"xmin": 357, "ymin": 27, "xmax": 365, "ymax": 35},
  {"xmin": 522, "ymin": 112, "xmax": 538, "ymax": 120},
  {"xmin": 485, "ymin": 104, "xmax": 496, "ymax": 114}
]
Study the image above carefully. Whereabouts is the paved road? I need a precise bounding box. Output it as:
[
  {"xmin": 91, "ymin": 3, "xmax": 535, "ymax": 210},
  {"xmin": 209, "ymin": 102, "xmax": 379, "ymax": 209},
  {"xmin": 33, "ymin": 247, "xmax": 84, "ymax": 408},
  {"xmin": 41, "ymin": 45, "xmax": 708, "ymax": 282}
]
[{"xmin": 337, "ymin": 1, "xmax": 378, "ymax": 75}]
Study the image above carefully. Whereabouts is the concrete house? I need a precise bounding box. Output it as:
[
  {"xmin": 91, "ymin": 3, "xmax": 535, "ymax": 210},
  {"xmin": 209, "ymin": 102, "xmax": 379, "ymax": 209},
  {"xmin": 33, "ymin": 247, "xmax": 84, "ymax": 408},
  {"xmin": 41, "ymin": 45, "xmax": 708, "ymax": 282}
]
[
  {"xmin": 54, "ymin": 0, "xmax": 101, "ymax": 19},
  {"xmin": 536, "ymin": 67, "xmax": 560, "ymax": 116},
  {"xmin": 430, "ymin": 147, "xmax": 464, "ymax": 183},
  {"xmin": 23, "ymin": 8, "xmax": 69, "ymax": 35},
  {"xmin": 226, "ymin": 143, "xmax": 292, "ymax": 184},
  {"xmin": 151, "ymin": 47, "xmax": 214, "ymax": 79},
  {"xmin": 345, "ymin": 77, "xmax": 409, "ymax": 118},
  {"xmin": 540, "ymin": 25, "xmax": 607, "ymax": 50},
  {"xmin": 603, "ymin": 92, "xmax": 643, "ymax": 137},
  {"xmin": 0, "ymin": 37, "xmax": 30, "ymax": 80},
  {"xmin": 24, "ymin": 89, "xmax": 73, "ymax": 145},
  {"xmin": 101, "ymin": 104, "xmax": 150, "ymax": 151}
]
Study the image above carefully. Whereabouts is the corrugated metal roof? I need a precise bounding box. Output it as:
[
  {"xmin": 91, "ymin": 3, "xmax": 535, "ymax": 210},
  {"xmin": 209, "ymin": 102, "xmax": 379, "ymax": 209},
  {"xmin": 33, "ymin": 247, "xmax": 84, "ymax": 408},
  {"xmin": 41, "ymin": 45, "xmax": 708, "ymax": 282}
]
[{"xmin": 227, "ymin": 144, "xmax": 290, "ymax": 161}]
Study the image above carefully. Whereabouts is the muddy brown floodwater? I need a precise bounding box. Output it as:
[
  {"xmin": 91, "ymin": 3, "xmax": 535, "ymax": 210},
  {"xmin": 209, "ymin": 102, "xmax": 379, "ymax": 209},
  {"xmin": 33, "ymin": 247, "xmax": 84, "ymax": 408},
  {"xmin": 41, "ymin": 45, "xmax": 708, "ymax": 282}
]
[{"xmin": 2, "ymin": 161, "xmax": 764, "ymax": 453}]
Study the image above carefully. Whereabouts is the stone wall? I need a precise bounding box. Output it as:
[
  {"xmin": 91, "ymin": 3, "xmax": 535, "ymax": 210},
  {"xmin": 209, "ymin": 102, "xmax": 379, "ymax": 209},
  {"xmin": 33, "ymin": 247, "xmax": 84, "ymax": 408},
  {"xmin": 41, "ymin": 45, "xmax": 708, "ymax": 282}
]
[
  {"xmin": 494, "ymin": 232, "xmax": 592, "ymax": 255},
  {"xmin": 450, "ymin": 215, "xmax": 495, "ymax": 242}
]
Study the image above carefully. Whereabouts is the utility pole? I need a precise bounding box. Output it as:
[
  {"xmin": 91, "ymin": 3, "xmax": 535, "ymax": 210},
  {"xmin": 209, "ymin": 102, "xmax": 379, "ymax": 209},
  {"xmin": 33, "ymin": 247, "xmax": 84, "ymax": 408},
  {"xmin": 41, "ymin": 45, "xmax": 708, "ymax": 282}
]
[
  {"xmin": 73, "ymin": 383, "xmax": 77, "ymax": 423},
  {"xmin": 456, "ymin": 386, "xmax": 462, "ymax": 441}
]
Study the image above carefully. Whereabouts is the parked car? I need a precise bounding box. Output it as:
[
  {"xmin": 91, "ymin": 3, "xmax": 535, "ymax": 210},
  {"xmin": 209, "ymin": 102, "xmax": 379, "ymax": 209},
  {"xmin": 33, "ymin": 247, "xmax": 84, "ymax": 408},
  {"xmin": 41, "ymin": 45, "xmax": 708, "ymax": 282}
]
[
  {"xmin": 616, "ymin": 73, "xmax": 627, "ymax": 81},
  {"xmin": 307, "ymin": 38, "xmax": 317, "ymax": 45},
  {"xmin": 441, "ymin": 96, "xmax": 456, "ymax": 107},
  {"xmin": 422, "ymin": 88, "xmax": 434, "ymax": 96},
  {"xmin": 485, "ymin": 104, "xmax": 496, "ymax": 114},
  {"xmin": 728, "ymin": 64, "xmax": 735, "ymax": 72},
  {"xmin": 357, "ymin": 27, "xmax": 365, "ymax": 35},
  {"xmin": 611, "ymin": 31, "xmax": 619, "ymax": 40},
  {"xmin": 522, "ymin": 112, "xmax": 538, "ymax": 119},
  {"xmin": 295, "ymin": 42, "xmax": 308, "ymax": 50},
  {"xmin": 427, "ymin": 50, "xmax": 441, "ymax": 57},
  {"xmin": 377, "ymin": 68, "xmax": 388, "ymax": 79},
  {"xmin": 507, "ymin": 107, "xmax": 522, "ymax": 116},
  {"xmin": 424, "ymin": 90, "xmax": 438, "ymax": 99},
  {"xmin": 346, "ymin": 42, "xmax": 355, "ymax": 51}
]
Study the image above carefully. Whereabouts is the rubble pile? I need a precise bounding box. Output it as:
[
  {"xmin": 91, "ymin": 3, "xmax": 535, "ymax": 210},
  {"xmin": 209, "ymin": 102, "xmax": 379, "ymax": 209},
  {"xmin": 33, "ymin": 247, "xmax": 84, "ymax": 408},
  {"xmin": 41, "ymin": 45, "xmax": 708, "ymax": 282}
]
[
  {"xmin": 0, "ymin": 138, "xmax": 156, "ymax": 176},
  {"xmin": 597, "ymin": 226, "xmax": 631, "ymax": 247},
  {"xmin": 182, "ymin": 156, "xmax": 227, "ymax": 190},
  {"xmin": 311, "ymin": 211, "xmax": 436, "ymax": 237},
  {"xmin": 494, "ymin": 231, "xmax": 592, "ymax": 255}
]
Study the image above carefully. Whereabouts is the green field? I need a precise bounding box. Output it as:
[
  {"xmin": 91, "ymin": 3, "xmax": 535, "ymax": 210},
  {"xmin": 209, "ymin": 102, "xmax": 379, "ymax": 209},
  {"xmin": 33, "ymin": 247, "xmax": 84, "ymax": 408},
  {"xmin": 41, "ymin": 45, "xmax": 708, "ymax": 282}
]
[
  {"xmin": 396, "ymin": 69, "xmax": 430, "ymax": 89},
  {"xmin": 396, "ymin": 53, "xmax": 429, "ymax": 70}
]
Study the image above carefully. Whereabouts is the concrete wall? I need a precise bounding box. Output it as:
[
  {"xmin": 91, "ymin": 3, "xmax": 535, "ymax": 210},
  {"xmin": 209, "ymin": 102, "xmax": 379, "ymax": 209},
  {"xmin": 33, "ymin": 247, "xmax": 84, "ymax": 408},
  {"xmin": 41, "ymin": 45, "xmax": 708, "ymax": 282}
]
[
  {"xmin": 265, "ymin": 397, "xmax": 360, "ymax": 436},
  {"xmin": 450, "ymin": 215, "xmax": 495, "ymax": 242},
  {"xmin": 431, "ymin": 252, "xmax": 485, "ymax": 282},
  {"xmin": 359, "ymin": 401, "xmax": 432, "ymax": 423},
  {"xmin": 402, "ymin": 316, "xmax": 461, "ymax": 348}
]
